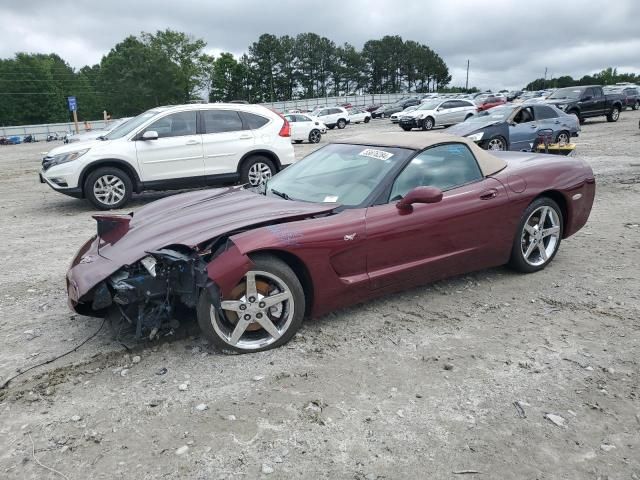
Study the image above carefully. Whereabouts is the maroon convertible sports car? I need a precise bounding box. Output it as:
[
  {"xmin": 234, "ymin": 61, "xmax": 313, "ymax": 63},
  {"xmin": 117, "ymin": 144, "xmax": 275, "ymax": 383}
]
[{"xmin": 67, "ymin": 133, "xmax": 595, "ymax": 353}]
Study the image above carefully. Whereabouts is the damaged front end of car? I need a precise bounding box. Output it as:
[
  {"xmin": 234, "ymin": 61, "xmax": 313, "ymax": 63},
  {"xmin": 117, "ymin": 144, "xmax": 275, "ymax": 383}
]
[
  {"xmin": 98, "ymin": 248, "xmax": 210, "ymax": 340},
  {"xmin": 72, "ymin": 214, "xmax": 244, "ymax": 341}
]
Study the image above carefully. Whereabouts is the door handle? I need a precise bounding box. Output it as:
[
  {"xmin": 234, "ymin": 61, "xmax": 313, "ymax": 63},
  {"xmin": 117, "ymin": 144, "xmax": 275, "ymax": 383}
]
[
  {"xmin": 530, "ymin": 124, "xmax": 538, "ymax": 128},
  {"xmin": 185, "ymin": 139, "xmax": 199, "ymax": 145},
  {"xmin": 480, "ymin": 188, "xmax": 498, "ymax": 200},
  {"xmin": 239, "ymin": 134, "xmax": 252, "ymax": 140}
]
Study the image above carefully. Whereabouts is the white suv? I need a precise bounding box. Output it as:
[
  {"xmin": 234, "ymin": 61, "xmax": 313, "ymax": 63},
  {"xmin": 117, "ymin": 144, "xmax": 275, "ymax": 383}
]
[
  {"xmin": 40, "ymin": 103, "xmax": 295, "ymax": 210},
  {"xmin": 308, "ymin": 106, "xmax": 350, "ymax": 130}
]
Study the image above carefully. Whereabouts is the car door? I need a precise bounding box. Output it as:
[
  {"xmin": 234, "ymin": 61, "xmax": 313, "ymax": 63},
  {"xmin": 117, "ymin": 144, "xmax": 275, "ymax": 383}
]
[
  {"xmin": 508, "ymin": 106, "xmax": 538, "ymax": 151},
  {"xmin": 436, "ymin": 101, "xmax": 457, "ymax": 125},
  {"xmin": 135, "ymin": 110, "xmax": 203, "ymax": 181},
  {"xmin": 201, "ymin": 109, "xmax": 254, "ymax": 176},
  {"xmin": 532, "ymin": 105, "xmax": 566, "ymax": 137},
  {"xmin": 578, "ymin": 88, "xmax": 598, "ymax": 116},
  {"xmin": 294, "ymin": 115, "xmax": 313, "ymax": 138},
  {"xmin": 365, "ymin": 143, "xmax": 510, "ymax": 290},
  {"xmin": 591, "ymin": 87, "xmax": 606, "ymax": 114}
]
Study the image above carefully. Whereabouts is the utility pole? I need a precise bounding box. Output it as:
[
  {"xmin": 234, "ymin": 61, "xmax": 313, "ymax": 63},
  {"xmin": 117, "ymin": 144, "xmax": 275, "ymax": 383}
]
[{"xmin": 465, "ymin": 60, "xmax": 470, "ymax": 91}]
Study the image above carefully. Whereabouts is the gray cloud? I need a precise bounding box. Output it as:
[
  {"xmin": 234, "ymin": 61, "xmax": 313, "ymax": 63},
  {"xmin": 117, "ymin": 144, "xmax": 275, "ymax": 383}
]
[{"xmin": 2, "ymin": 0, "xmax": 638, "ymax": 90}]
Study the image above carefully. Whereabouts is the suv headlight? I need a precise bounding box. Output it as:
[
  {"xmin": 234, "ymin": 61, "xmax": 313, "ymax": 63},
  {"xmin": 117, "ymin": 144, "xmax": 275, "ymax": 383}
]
[
  {"xmin": 47, "ymin": 149, "xmax": 89, "ymax": 167},
  {"xmin": 466, "ymin": 132, "xmax": 484, "ymax": 142}
]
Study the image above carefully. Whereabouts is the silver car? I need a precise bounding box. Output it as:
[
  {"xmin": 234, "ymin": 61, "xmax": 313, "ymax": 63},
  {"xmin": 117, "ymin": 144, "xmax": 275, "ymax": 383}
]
[
  {"xmin": 398, "ymin": 99, "xmax": 478, "ymax": 131},
  {"xmin": 64, "ymin": 117, "xmax": 132, "ymax": 144}
]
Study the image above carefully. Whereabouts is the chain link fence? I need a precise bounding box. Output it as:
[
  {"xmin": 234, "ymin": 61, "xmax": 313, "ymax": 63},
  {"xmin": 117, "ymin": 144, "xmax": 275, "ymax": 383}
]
[{"xmin": 0, "ymin": 93, "xmax": 414, "ymax": 140}]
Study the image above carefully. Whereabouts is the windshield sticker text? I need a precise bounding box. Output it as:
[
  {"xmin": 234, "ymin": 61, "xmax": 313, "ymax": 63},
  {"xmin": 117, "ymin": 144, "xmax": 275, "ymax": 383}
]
[{"xmin": 359, "ymin": 148, "xmax": 394, "ymax": 161}]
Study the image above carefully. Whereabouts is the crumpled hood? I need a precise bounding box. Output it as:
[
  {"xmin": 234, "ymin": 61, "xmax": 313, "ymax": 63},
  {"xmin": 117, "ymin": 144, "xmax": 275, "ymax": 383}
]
[
  {"xmin": 69, "ymin": 187, "xmax": 339, "ymax": 300},
  {"xmin": 98, "ymin": 187, "xmax": 338, "ymax": 265}
]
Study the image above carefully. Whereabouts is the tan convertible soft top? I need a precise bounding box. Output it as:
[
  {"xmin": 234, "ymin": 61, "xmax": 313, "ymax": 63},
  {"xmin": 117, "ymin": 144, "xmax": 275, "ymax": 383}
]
[{"xmin": 334, "ymin": 132, "xmax": 507, "ymax": 177}]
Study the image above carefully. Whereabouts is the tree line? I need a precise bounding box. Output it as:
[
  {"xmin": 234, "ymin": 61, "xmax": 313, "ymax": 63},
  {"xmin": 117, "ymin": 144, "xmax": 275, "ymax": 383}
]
[
  {"xmin": 525, "ymin": 67, "xmax": 639, "ymax": 91},
  {"xmin": 0, "ymin": 30, "xmax": 452, "ymax": 126}
]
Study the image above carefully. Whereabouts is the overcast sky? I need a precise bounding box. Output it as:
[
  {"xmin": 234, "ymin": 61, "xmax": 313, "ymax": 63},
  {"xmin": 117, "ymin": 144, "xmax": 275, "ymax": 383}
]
[{"xmin": 3, "ymin": 0, "xmax": 639, "ymax": 90}]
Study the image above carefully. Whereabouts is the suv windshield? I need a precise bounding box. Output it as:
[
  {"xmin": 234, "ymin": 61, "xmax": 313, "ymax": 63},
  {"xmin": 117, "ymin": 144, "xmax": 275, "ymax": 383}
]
[
  {"xmin": 547, "ymin": 88, "xmax": 583, "ymax": 100},
  {"xmin": 105, "ymin": 109, "xmax": 162, "ymax": 140},
  {"xmin": 264, "ymin": 143, "xmax": 413, "ymax": 207}
]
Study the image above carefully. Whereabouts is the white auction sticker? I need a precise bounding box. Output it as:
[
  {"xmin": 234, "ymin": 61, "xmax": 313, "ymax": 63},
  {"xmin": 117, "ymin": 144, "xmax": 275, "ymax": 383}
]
[
  {"xmin": 359, "ymin": 148, "xmax": 394, "ymax": 161},
  {"xmin": 323, "ymin": 195, "xmax": 339, "ymax": 202}
]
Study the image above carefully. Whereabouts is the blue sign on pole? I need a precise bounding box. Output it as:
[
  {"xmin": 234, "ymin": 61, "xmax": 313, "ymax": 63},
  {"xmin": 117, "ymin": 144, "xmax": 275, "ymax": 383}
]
[{"xmin": 67, "ymin": 96, "xmax": 77, "ymax": 112}]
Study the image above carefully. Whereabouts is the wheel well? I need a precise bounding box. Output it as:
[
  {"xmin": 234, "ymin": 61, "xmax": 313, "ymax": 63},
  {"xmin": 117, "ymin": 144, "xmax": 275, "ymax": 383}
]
[
  {"xmin": 536, "ymin": 190, "xmax": 569, "ymax": 233},
  {"xmin": 238, "ymin": 150, "xmax": 282, "ymax": 173},
  {"xmin": 251, "ymin": 249, "xmax": 314, "ymax": 317},
  {"xmin": 79, "ymin": 160, "xmax": 141, "ymax": 196}
]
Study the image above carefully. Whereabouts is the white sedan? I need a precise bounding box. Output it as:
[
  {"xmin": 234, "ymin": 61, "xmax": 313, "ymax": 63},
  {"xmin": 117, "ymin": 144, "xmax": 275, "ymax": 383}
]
[
  {"xmin": 347, "ymin": 107, "xmax": 371, "ymax": 124},
  {"xmin": 284, "ymin": 114, "xmax": 326, "ymax": 144}
]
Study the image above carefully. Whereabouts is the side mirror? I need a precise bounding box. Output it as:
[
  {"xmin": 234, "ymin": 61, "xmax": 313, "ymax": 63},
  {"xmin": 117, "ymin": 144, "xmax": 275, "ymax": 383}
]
[
  {"xmin": 396, "ymin": 186, "xmax": 443, "ymax": 211},
  {"xmin": 141, "ymin": 130, "xmax": 158, "ymax": 140}
]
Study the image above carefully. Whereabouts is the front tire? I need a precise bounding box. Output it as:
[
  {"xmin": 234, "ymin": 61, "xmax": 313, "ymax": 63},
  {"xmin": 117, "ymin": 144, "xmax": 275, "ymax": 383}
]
[
  {"xmin": 508, "ymin": 197, "xmax": 563, "ymax": 273},
  {"xmin": 485, "ymin": 136, "xmax": 507, "ymax": 151},
  {"xmin": 606, "ymin": 106, "xmax": 620, "ymax": 122},
  {"xmin": 197, "ymin": 254, "xmax": 305, "ymax": 353},
  {"xmin": 633, "ymin": 101, "xmax": 639, "ymax": 111},
  {"xmin": 422, "ymin": 117, "xmax": 434, "ymax": 131},
  {"xmin": 84, "ymin": 166, "xmax": 132, "ymax": 210},
  {"xmin": 240, "ymin": 155, "xmax": 275, "ymax": 187},
  {"xmin": 364, "ymin": 116, "xmax": 371, "ymax": 123}
]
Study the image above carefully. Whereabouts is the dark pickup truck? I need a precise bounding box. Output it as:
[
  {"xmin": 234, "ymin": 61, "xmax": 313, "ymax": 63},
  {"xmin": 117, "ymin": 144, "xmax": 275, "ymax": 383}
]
[{"xmin": 544, "ymin": 85, "xmax": 623, "ymax": 123}]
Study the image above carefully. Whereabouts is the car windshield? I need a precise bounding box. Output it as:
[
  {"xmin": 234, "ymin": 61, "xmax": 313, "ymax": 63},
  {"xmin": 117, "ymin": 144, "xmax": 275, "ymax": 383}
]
[
  {"xmin": 418, "ymin": 101, "xmax": 441, "ymax": 110},
  {"xmin": 466, "ymin": 105, "xmax": 515, "ymax": 122},
  {"xmin": 105, "ymin": 110, "xmax": 161, "ymax": 139},
  {"xmin": 264, "ymin": 143, "xmax": 413, "ymax": 207},
  {"xmin": 547, "ymin": 88, "xmax": 583, "ymax": 100}
]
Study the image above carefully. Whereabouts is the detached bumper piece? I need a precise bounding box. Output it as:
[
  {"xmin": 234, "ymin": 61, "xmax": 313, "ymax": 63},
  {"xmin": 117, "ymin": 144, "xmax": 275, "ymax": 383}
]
[{"xmin": 97, "ymin": 249, "xmax": 209, "ymax": 340}]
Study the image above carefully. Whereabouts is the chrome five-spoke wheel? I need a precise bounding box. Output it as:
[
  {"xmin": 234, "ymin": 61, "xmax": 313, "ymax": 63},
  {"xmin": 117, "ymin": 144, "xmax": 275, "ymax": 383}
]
[
  {"xmin": 509, "ymin": 197, "xmax": 563, "ymax": 273},
  {"xmin": 520, "ymin": 206, "xmax": 561, "ymax": 267},
  {"xmin": 197, "ymin": 255, "xmax": 305, "ymax": 353}
]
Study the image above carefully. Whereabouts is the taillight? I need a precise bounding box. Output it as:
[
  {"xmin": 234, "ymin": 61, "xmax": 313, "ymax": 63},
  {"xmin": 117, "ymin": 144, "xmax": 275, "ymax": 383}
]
[
  {"xmin": 273, "ymin": 111, "xmax": 290, "ymax": 137},
  {"xmin": 279, "ymin": 118, "xmax": 291, "ymax": 137}
]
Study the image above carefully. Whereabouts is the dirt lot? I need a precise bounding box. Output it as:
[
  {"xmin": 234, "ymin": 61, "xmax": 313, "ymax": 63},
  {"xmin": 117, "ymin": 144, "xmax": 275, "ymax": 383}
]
[{"xmin": 1, "ymin": 113, "xmax": 639, "ymax": 479}]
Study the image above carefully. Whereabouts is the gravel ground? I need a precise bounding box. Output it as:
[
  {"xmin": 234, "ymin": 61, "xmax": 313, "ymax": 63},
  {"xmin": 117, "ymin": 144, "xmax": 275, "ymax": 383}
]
[{"xmin": 0, "ymin": 113, "xmax": 639, "ymax": 479}]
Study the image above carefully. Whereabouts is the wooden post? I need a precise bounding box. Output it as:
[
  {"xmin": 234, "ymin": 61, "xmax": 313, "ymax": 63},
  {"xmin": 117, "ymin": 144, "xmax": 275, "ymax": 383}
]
[
  {"xmin": 103, "ymin": 110, "xmax": 108, "ymax": 126},
  {"xmin": 72, "ymin": 110, "xmax": 79, "ymax": 134}
]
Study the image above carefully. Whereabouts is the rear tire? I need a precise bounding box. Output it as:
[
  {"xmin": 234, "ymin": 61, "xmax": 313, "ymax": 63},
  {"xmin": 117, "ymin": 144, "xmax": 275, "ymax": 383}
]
[
  {"xmin": 308, "ymin": 129, "xmax": 321, "ymax": 143},
  {"xmin": 606, "ymin": 106, "xmax": 620, "ymax": 122},
  {"xmin": 239, "ymin": 155, "xmax": 276, "ymax": 187},
  {"xmin": 197, "ymin": 254, "xmax": 305, "ymax": 354},
  {"xmin": 556, "ymin": 130, "xmax": 570, "ymax": 144},
  {"xmin": 364, "ymin": 117, "xmax": 371, "ymax": 123},
  {"xmin": 337, "ymin": 119, "xmax": 347, "ymax": 129},
  {"xmin": 633, "ymin": 101, "xmax": 639, "ymax": 111},
  {"xmin": 508, "ymin": 197, "xmax": 563, "ymax": 273},
  {"xmin": 84, "ymin": 166, "xmax": 133, "ymax": 210}
]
